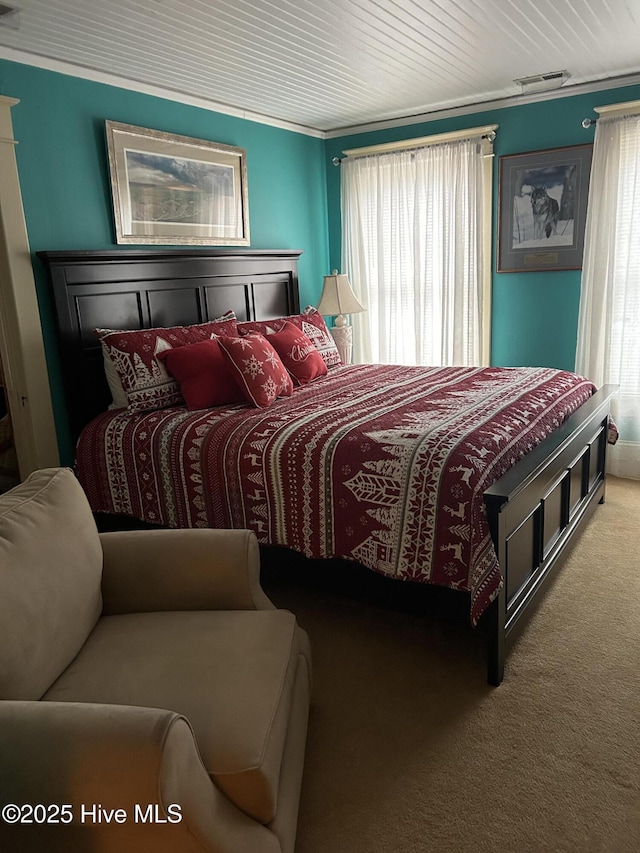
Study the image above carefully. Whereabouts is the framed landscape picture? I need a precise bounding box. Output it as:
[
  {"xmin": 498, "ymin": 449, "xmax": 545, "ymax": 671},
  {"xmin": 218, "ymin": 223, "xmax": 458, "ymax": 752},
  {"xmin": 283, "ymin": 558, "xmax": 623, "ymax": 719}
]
[
  {"xmin": 105, "ymin": 121, "xmax": 250, "ymax": 245},
  {"xmin": 497, "ymin": 143, "xmax": 592, "ymax": 272}
]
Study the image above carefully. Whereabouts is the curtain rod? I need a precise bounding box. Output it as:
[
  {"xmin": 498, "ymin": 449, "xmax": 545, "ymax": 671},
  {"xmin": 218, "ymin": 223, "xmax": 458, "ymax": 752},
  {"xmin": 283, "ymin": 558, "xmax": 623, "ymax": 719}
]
[
  {"xmin": 582, "ymin": 98, "xmax": 640, "ymax": 127},
  {"xmin": 332, "ymin": 125, "xmax": 498, "ymax": 165}
]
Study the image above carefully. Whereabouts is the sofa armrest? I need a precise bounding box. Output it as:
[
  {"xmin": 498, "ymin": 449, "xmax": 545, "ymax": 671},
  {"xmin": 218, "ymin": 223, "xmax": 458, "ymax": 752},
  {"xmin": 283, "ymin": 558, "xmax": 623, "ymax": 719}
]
[
  {"xmin": 0, "ymin": 701, "xmax": 280, "ymax": 853},
  {"xmin": 99, "ymin": 528, "xmax": 275, "ymax": 615}
]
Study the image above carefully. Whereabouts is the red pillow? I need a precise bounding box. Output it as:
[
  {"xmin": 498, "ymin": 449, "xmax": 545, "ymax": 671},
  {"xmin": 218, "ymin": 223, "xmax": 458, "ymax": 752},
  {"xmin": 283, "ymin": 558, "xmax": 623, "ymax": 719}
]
[
  {"xmin": 158, "ymin": 339, "xmax": 245, "ymax": 410},
  {"xmin": 217, "ymin": 333, "xmax": 294, "ymax": 408},
  {"xmin": 268, "ymin": 321, "xmax": 328, "ymax": 385},
  {"xmin": 238, "ymin": 306, "xmax": 342, "ymax": 368}
]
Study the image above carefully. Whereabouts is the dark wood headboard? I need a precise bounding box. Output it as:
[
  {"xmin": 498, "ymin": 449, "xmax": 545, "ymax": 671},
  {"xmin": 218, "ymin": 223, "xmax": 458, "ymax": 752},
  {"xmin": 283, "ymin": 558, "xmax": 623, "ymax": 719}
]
[{"xmin": 38, "ymin": 248, "xmax": 302, "ymax": 439}]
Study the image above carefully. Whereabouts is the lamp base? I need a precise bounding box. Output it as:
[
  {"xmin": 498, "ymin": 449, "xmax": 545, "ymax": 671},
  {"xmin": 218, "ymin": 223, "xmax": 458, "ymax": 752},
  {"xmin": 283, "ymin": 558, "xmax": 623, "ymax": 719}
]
[{"xmin": 330, "ymin": 323, "xmax": 353, "ymax": 365}]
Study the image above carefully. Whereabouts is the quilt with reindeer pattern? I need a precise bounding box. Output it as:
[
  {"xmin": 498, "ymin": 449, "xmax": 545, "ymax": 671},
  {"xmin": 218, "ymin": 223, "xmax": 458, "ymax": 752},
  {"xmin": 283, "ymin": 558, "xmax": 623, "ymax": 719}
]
[{"xmin": 76, "ymin": 364, "xmax": 594, "ymax": 623}]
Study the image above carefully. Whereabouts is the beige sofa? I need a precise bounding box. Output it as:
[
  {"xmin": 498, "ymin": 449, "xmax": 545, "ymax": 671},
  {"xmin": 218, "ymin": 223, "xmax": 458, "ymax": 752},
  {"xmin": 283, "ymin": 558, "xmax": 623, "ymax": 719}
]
[{"xmin": 0, "ymin": 467, "xmax": 312, "ymax": 853}]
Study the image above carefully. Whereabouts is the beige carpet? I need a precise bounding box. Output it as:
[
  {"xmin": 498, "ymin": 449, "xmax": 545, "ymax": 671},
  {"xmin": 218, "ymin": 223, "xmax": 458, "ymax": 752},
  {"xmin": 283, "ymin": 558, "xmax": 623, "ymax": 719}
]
[{"xmin": 264, "ymin": 476, "xmax": 640, "ymax": 853}]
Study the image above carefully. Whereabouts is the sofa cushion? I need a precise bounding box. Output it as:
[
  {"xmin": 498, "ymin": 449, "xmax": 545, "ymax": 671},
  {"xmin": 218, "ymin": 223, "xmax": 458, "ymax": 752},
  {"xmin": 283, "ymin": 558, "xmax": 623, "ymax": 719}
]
[
  {"xmin": 0, "ymin": 468, "xmax": 103, "ymax": 700},
  {"xmin": 42, "ymin": 609, "xmax": 306, "ymax": 825}
]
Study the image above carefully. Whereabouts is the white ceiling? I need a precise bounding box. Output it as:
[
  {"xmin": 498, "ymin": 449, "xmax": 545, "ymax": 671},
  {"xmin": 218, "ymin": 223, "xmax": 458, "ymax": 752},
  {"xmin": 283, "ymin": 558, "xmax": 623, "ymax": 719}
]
[{"xmin": 0, "ymin": 0, "xmax": 639, "ymax": 135}]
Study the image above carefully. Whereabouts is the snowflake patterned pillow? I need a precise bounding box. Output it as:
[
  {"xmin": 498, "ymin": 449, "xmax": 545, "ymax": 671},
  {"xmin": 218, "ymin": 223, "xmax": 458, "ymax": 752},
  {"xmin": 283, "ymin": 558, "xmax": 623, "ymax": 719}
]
[
  {"xmin": 238, "ymin": 306, "xmax": 342, "ymax": 369},
  {"xmin": 218, "ymin": 332, "xmax": 294, "ymax": 408},
  {"xmin": 96, "ymin": 312, "xmax": 239, "ymax": 413}
]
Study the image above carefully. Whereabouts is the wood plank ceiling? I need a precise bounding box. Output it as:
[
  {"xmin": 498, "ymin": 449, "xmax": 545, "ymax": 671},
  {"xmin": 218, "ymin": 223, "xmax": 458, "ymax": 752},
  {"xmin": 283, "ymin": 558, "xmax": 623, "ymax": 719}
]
[{"xmin": 0, "ymin": 0, "xmax": 639, "ymax": 133}]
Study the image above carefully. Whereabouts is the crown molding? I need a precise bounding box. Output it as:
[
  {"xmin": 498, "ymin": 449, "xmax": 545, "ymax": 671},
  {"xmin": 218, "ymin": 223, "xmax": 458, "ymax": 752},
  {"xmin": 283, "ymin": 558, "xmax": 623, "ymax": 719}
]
[
  {"xmin": 325, "ymin": 72, "xmax": 640, "ymax": 139},
  {"xmin": 0, "ymin": 46, "xmax": 326, "ymax": 138}
]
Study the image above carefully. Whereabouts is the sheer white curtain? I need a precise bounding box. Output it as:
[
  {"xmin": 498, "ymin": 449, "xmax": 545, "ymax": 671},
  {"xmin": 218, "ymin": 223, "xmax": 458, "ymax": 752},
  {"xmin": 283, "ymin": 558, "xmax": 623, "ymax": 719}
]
[
  {"xmin": 341, "ymin": 135, "xmax": 489, "ymax": 366},
  {"xmin": 576, "ymin": 111, "xmax": 640, "ymax": 479}
]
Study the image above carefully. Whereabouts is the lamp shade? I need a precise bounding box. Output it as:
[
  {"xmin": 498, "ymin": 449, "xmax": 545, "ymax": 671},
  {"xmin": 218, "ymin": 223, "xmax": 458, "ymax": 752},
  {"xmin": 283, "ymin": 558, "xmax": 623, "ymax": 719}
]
[{"xmin": 317, "ymin": 270, "xmax": 365, "ymax": 317}]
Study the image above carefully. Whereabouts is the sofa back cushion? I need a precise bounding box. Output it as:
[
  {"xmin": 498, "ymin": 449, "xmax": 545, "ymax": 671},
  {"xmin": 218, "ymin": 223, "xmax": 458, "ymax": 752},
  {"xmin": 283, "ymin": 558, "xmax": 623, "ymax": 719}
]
[{"xmin": 0, "ymin": 468, "xmax": 103, "ymax": 699}]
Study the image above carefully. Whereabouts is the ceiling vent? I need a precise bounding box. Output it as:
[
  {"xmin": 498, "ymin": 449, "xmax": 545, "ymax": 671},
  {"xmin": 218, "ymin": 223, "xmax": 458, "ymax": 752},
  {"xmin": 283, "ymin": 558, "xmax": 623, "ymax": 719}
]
[
  {"xmin": 0, "ymin": 4, "xmax": 20, "ymax": 29},
  {"xmin": 514, "ymin": 70, "xmax": 570, "ymax": 95}
]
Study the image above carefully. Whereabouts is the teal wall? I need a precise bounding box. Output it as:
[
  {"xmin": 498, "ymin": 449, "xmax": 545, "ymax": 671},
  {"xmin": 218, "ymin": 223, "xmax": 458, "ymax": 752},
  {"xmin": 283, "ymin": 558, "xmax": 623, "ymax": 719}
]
[
  {"xmin": 2, "ymin": 56, "xmax": 640, "ymax": 464},
  {"xmin": 326, "ymin": 82, "xmax": 640, "ymax": 372},
  {"xmin": 0, "ymin": 60, "xmax": 330, "ymax": 463}
]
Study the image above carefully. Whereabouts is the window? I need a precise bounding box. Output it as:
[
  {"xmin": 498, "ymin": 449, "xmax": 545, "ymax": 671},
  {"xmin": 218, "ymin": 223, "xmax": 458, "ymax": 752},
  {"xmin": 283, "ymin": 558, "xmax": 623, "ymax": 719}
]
[
  {"xmin": 576, "ymin": 102, "xmax": 640, "ymax": 478},
  {"xmin": 340, "ymin": 126, "xmax": 495, "ymax": 367}
]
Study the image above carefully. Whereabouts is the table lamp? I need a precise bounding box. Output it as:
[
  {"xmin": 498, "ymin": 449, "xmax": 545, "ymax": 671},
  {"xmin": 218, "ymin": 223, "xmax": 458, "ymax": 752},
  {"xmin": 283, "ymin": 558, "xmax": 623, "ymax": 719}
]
[{"xmin": 316, "ymin": 270, "xmax": 365, "ymax": 364}]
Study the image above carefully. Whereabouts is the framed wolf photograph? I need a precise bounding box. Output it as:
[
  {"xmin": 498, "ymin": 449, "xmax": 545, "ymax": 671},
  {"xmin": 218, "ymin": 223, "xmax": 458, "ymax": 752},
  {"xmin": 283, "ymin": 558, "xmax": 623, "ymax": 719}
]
[
  {"xmin": 105, "ymin": 121, "xmax": 250, "ymax": 246},
  {"xmin": 497, "ymin": 144, "xmax": 593, "ymax": 272}
]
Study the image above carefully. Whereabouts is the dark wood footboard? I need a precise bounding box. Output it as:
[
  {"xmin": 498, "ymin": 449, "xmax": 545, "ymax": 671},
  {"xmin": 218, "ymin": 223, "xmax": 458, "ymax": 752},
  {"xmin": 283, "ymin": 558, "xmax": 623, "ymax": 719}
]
[{"xmin": 483, "ymin": 384, "xmax": 617, "ymax": 685}]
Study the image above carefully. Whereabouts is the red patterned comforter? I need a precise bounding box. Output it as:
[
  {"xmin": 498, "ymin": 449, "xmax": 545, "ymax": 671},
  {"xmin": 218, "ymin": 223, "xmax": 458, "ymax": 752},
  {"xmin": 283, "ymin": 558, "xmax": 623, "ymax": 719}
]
[{"xmin": 76, "ymin": 364, "xmax": 595, "ymax": 622}]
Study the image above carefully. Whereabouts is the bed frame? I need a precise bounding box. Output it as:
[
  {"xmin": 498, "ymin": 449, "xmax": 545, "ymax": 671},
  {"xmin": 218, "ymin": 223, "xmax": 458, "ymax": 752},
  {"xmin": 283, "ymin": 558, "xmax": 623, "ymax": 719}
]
[{"xmin": 38, "ymin": 248, "xmax": 617, "ymax": 686}]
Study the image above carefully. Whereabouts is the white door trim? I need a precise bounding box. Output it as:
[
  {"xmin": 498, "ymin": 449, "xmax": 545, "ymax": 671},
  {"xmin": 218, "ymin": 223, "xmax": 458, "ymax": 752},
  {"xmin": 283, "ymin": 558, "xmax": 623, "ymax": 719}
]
[{"xmin": 0, "ymin": 95, "xmax": 59, "ymax": 477}]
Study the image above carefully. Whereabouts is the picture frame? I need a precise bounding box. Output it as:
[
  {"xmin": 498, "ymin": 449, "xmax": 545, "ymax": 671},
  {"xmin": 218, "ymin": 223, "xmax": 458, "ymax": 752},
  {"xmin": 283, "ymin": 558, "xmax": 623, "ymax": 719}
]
[
  {"xmin": 105, "ymin": 121, "xmax": 250, "ymax": 246},
  {"xmin": 497, "ymin": 143, "xmax": 592, "ymax": 272}
]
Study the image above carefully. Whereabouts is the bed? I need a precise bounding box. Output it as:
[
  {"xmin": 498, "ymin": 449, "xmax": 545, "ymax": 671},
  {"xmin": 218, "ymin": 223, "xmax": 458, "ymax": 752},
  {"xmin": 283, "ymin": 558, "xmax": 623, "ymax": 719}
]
[{"xmin": 39, "ymin": 248, "xmax": 617, "ymax": 685}]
